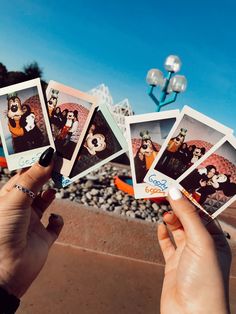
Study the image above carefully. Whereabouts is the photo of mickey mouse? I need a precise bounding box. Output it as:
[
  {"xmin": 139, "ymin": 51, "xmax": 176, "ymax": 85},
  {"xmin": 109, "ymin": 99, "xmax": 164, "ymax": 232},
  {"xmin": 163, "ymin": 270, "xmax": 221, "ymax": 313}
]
[
  {"xmin": 70, "ymin": 109, "xmax": 122, "ymax": 177},
  {"xmin": 46, "ymin": 84, "xmax": 100, "ymax": 166},
  {"xmin": 20, "ymin": 104, "xmax": 44, "ymax": 150},
  {"xmin": 180, "ymin": 139, "xmax": 236, "ymax": 216},
  {"xmin": 83, "ymin": 123, "xmax": 107, "ymax": 157}
]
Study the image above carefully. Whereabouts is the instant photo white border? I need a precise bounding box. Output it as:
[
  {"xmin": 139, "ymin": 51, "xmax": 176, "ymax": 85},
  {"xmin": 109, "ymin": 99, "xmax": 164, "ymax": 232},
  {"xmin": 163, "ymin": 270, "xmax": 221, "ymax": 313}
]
[
  {"xmin": 125, "ymin": 109, "xmax": 179, "ymax": 199},
  {"xmin": 0, "ymin": 78, "xmax": 55, "ymax": 171},
  {"xmin": 144, "ymin": 105, "xmax": 233, "ymax": 193},
  {"xmin": 52, "ymin": 103, "xmax": 128, "ymax": 188},
  {"xmin": 46, "ymin": 81, "xmax": 97, "ymax": 177},
  {"xmin": 177, "ymin": 134, "xmax": 236, "ymax": 219}
]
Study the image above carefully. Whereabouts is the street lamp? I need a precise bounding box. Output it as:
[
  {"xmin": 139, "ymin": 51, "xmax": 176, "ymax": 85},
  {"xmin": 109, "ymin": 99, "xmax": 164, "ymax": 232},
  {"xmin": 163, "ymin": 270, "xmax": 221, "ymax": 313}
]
[{"xmin": 146, "ymin": 55, "xmax": 187, "ymax": 112}]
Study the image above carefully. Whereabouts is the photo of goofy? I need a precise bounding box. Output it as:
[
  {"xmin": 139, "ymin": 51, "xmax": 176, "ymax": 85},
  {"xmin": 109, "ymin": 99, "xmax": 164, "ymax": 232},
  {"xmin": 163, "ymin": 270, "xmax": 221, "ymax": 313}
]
[
  {"xmin": 134, "ymin": 130, "xmax": 158, "ymax": 183},
  {"xmin": 7, "ymin": 92, "xmax": 44, "ymax": 153}
]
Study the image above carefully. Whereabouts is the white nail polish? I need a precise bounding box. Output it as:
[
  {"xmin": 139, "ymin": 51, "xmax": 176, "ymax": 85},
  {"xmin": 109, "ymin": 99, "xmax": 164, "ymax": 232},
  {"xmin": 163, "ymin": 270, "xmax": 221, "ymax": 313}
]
[{"xmin": 169, "ymin": 186, "xmax": 182, "ymax": 200}]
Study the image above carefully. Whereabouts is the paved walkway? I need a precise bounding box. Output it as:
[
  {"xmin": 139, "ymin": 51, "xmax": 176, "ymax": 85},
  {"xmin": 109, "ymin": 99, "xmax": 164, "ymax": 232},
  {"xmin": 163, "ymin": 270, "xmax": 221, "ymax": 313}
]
[
  {"xmin": 17, "ymin": 242, "xmax": 236, "ymax": 314},
  {"xmin": 13, "ymin": 199, "xmax": 236, "ymax": 313},
  {"xmin": 18, "ymin": 244, "xmax": 163, "ymax": 314}
]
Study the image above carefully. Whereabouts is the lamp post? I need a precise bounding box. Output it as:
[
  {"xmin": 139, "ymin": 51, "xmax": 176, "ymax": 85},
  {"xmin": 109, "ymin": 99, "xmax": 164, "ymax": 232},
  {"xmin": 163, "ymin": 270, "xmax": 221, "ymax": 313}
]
[{"xmin": 146, "ymin": 55, "xmax": 187, "ymax": 112}]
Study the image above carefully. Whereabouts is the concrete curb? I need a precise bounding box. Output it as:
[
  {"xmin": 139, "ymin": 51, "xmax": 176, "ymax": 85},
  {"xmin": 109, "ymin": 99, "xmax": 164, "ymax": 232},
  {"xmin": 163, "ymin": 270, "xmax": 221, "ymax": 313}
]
[{"xmin": 43, "ymin": 199, "xmax": 164, "ymax": 265}]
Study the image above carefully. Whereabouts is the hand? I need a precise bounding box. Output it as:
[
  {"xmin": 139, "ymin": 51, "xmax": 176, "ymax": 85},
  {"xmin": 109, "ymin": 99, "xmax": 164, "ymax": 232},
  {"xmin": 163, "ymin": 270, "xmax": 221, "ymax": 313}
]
[
  {"xmin": 0, "ymin": 147, "xmax": 64, "ymax": 298},
  {"xmin": 199, "ymin": 179, "xmax": 207, "ymax": 187},
  {"xmin": 158, "ymin": 186, "xmax": 231, "ymax": 314}
]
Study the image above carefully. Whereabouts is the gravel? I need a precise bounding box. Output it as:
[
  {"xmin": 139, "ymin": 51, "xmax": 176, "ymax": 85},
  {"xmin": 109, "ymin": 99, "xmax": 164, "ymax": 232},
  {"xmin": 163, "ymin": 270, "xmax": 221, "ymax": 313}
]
[{"xmin": 0, "ymin": 163, "xmax": 171, "ymax": 223}]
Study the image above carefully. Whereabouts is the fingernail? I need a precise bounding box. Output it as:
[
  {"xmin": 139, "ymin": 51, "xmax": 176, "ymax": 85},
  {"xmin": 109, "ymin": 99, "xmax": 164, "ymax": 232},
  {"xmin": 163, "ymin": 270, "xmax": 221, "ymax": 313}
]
[
  {"xmin": 50, "ymin": 213, "xmax": 60, "ymax": 220},
  {"xmin": 39, "ymin": 147, "xmax": 54, "ymax": 167},
  {"xmin": 169, "ymin": 186, "xmax": 182, "ymax": 201},
  {"xmin": 163, "ymin": 211, "xmax": 172, "ymax": 217}
]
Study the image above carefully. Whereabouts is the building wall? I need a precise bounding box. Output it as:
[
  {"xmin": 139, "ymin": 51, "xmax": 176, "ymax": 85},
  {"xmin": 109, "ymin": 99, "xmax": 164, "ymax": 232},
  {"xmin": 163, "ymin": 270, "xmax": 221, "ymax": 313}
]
[{"xmin": 88, "ymin": 84, "xmax": 133, "ymax": 136}]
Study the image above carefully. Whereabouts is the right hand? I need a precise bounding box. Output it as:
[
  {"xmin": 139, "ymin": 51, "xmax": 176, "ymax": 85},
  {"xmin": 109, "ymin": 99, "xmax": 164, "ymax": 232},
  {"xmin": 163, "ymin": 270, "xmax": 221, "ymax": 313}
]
[{"xmin": 158, "ymin": 186, "xmax": 231, "ymax": 314}]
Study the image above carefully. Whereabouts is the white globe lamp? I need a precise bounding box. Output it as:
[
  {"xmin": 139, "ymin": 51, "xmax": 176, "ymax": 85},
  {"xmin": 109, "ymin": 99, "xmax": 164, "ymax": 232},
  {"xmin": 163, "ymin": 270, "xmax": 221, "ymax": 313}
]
[
  {"xmin": 146, "ymin": 69, "xmax": 164, "ymax": 86},
  {"xmin": 170, "ymin": 75, "xmax": 187, "ymax": 93},
  {"xmin": 164, "ymin": 55, "xmax": 181, "ymax": 73}
]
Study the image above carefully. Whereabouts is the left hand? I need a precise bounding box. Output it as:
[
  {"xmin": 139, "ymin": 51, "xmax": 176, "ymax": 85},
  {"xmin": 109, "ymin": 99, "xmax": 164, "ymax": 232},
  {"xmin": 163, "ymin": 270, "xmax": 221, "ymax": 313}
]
[{"xmin": 0, "ymin": 160, "xmax": 63, "ymax": 298}]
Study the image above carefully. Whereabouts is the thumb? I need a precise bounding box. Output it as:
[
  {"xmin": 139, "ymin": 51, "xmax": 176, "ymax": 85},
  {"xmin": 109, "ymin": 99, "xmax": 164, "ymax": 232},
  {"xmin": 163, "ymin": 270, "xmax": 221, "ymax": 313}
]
[{"xmin": 167, "ymin": 186, "xmax": 213, "ymax": 246}]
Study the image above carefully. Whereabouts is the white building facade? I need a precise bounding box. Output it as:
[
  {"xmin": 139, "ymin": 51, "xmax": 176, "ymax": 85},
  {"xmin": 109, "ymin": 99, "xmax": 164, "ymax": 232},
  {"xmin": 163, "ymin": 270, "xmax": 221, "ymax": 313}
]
[{"xmin": 88, "ymin": 84, "xmax": 133, "ymax": 135}]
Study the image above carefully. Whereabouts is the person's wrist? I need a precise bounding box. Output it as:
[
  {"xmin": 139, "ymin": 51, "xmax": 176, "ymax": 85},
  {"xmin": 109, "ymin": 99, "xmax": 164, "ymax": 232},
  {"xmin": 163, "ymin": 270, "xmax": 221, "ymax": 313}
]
[{"xmin": 0, "ymin": 267, "xmax": 25, "ymax": 299}]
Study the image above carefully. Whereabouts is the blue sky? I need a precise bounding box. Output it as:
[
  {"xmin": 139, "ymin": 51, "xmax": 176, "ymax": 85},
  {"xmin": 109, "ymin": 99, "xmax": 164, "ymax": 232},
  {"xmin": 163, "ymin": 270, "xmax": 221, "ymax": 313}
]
[{"xmin": 0, "ymin": 0, "xmax": 235, "ymax": 132}]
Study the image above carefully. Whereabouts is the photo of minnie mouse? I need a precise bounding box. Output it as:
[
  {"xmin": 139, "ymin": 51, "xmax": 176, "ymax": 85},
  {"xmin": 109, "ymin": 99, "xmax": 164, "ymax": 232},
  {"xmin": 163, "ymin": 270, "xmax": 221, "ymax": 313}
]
[{"xmin": 179, "ymin": 136, "xmax": 236, "ymax": 218}]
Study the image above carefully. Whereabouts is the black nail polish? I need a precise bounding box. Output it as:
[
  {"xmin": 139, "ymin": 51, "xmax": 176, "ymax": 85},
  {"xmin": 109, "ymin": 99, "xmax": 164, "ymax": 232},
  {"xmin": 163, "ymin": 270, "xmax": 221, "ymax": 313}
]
[
  {"xmin": 50, "ymin": 213, "xmax": 60, "ymax": 220},
  {"xmin": 39, "ymin": 147, "xmax": 54, "ymax": 167}
]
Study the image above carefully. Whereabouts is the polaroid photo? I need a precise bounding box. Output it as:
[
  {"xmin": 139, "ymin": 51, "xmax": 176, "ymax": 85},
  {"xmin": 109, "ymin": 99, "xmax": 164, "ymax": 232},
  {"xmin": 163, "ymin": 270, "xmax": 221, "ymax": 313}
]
[
  {"xmin": 178, "ymin": 134, "xmax": 236, "ymax": 219},
  {"xmin": 144, "ymin": 105, "xmax": 233, "ymax": 193},
  {"xmin": 0, "ymin": 78, "xmax": 54, "ymax": 171},
  {"xmin": 125, "ymin": 110, "xmax": 179, "ymax": 199},
  {"xmin": 46, "ymin": 81, "xmax": 97, "ymax": 177},
  {"xmin": 52, "ymin": 103, "xmax": 128, "ymax": 187}
]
